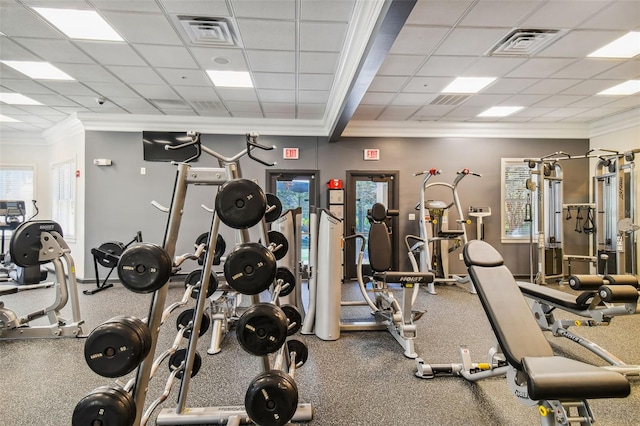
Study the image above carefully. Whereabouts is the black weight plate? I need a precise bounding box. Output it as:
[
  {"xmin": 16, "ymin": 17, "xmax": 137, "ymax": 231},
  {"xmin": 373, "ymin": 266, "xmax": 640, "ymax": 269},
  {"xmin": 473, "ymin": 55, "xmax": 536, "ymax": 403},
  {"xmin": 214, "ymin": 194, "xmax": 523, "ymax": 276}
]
[
  {"xmin": 184, "ymin": 269, "xmax": 218, "ymax": 299},
  {"xmin": 9, "ymin": 220, "xmax": 64, "ymax": 267},
  {"xmin": 280, "ymin": 304, "xmax": 302, "ymax": 336},
  {"xmin": 286, "ymin": 339, "xmax": 309, "ymax": 368},
  {"xmin": 194, "ymin": 233, "xmax": 226, "ymax": 265},
  {"xmin": 84, "ymin": 319, "xmax": 147, "ymax": 378},
  {"xmin": 260, "ymin": 230, "xmax": 288, "ymax": 261},
  {"xmin": 195, "ymin": 232, "xmax": 209, "ymax": 248},
  {"xmin": 117, "ymin": 243, "xmax": 172, "ymax": 293},
  {"xmin": 176, "ymin": 308, "xmax": 210, "ymax": 338},
  {"xmin": 215, "ymin": 179, "xmax": 267, "ymax": 229},
  {"xmin": 236, "ymin": 303, "xmax": 288, "ymax": 356},
  {"xmin": 275, "ymin": 267, "xmax": 296, "ymax": 298},
  {"xmin": 264, "ymin": 193, "xmax": 283, "ymax": 223},
  {"xmin": 245, "ymin": 370, "xmax": 298, "ymax": 426},
  {"xmin": 168, "ymin": 349, "xmax": 202, "ymax": 379},
  {"xmin": 95, "ymin": 241, "xmax": 125, "ymax": 268},
  {"xmin": 223, "ymin": 243, "xmax": 277, "ymax": 295},
  {"xmin": 118, "ymin": 316, "xmax": 152, "ymax": 366},
  {"xmin": 72, "ymin": 386, "xmax": 136, "ymax": 426}
]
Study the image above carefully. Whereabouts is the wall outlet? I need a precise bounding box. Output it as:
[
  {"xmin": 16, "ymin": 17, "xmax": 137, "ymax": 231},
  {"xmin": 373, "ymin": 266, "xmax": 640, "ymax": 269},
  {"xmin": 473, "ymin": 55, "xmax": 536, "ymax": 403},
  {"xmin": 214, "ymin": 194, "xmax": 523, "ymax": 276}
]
[
  {"xmin": 408, "ymin": 213, "xmax": 416, "ymax": 221},
  {"xmin": 140, "ymin": 167, "xmax": 146, "ymax": 175},
  {"xmin": 459, "ymin": 253, "xmax": 463, "ymax": 261}
]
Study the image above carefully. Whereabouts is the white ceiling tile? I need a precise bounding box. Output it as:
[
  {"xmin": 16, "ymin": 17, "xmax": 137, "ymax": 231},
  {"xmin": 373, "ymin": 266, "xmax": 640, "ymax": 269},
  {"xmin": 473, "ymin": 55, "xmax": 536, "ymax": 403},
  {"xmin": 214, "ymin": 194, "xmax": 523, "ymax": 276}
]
[
  {"xmin": 0, "ymin": 6, "xmax": 64, "ymax": 38},
  {"xmin": 390, "ymin": 27, "xmax": 449, "ymax": 55},
  {"xmin": 300, "ymin": 0, "xmax": 355, "ymax": 22},
  {"xmin": 298, "ymin": 112, "xmax": 324, "ymax": 120},
  {"xmin": 378, "ymin": 55, "xmax": 425, "ymax": 76},
  {"xmin": 406, "ymin": 1, "xmax": 474, "ymax": 26},
  {"xmin": 300, "ymin": 22, "xmax": 348, "ymax": 52},
  {"xmin": 258, "ymin": 89, "xmax": 295, "ymax": 103},
  {"xmin": 54, "ymin": 64, "xmax": 120, "ymax": 83},
  {"xmin": 107, "ymin": 97, "xmax": 155, "ymax": 109},
  {"xmin": 233, "ymin": 1, "xmax": 295, "ymax": 19},
  {"xmin": 12, "ymin": 38, "xmax": 95, "ymax": 64},
  {"xmin": 198, "ymin": 109, "xmax": 231, "ymax": 117},
  {"xmin": 0, "ymin": 37, "xmax": 40, "ymax": 61},
  {"xmin": 191, "ymin": 47, "xmax": 248, "ymax": 71},
  {"xmin": 1, "ymin": 122, "xmax": 43, "ymax": 131},
  {"xmin": 513, "ymin": 107, "xmax": 557, "ymax": 117},
  {"xmin": 599, "ymin": 96, "xmax": 640, "ymax": 109},
  {"xmin": 539, "ymin": 30, "xmax": 628, "ymax": 58},
  {"xmin": 0, "ymin": 79, "xmax": 56, "ymax": 94},
  {"xmin": 298, "ymin": 104, "xmax": 326, "ymax": 115},
  {"xmin": 158, "ymin": 109, "xmax": 195, "ymax": 116},
  {"xmin": 75, "ymin": 41, "xmax": 147, "ymax": 66},
  {"xmin": 392, "ymin": 93, "xmax": 438, "ymax": 106},
  {"xmin": 416, "ymin": 56, "xmax": 476, "ymax": 77},
  {"xmin": 462, "ymin": 94, "xmax": 511, "ymax": 107},
  {"xmin": 172, "ymin": 85, "xmax": 220, "ymax": 101},
  {"xmin": 502, "ymin": 94, "xmax": 549, "ymax": 106},
  {"xmin": 460, "ymin": 1, "xmax": 540, "ymax": 27},
  {"xmin": 520, "ymin": 1, "xmax": 610, "ymax": 29},
  {"xmin": 506, "ymin": 58, "xmax": 576, "ymax": 78},
  {"xmin": 434, "ymin": 28, "xmax": 508, "ymax": 56},
  {"xmin": 226, "ymin": 101, "xmax": 262, "ymax": 113},
  {"xmin": 253, "ymin": 73, "xmax": 295, "ymax": 90},
  {"xmin": 92, "ymin": 1, "xmax": 164, "ymax": 13},
  {"xmin": 462, "ymin": 57, "xmax": 528, "ymax": 77},
  {"xmin": 14, "ymin": 114, "xmax": 55, "ymax": 124},
  {"xmin": 579, "ymin": 1, "xmax": 640, "ymax": 30},
  {"xmin": 567, "ymin": 96, "xmax": 622, "ymax": 108},
  {"xmin": 156, "ymin": 68, "xmax": 210, "ymax": 86},
  {"xmin": 216, "ymin": 87, "xmax": 259, "ymax": 102},
  {"xmin": 231, "ymin": 111, "xmax": 263, "ymax": 118},
  {"xmin": 27, "ymin": 94, "xmax": 80, "ymax": 107},
  {"xmin": 129, "ymin": 84, "xmax": 179, "ymax": 99},
  {"xmin": 52, "ymin": 105, "xmax": 91, "ymax": 114},
  {"xmin": 299, "ymin": 74, "xmax": 334, "ymax": 91},
  {"xmin": 521, "ymin": 79, "xmax": 581, "ymax": 94},
  {"xmin": 572, "ymin": 108, "xmax": 626, "ymax": 118},
  {"xmin": 83, "ymin": 82, "xmax": 140, "ymax": 97},
  {"xmin": 264, "ymin": 112, "xmax": 294, "ymax": 120},
  {"xmin": 262, "ymin": 103, "xmax": 295, "ymax": 114},
  {"xmin": 102, "ymin": 11, "xmax": 183, "ymax": 45},
  {"xmin": 361, "ymin": 92, "xmax": 395, "ymax": 105},
  {"xmin": 540, "ymin": 107, "xmax": 591, "ymax": 118},
  {"xmin": 135, "ymin": 45, "xmax": 199, "ymax": 69},
  {"xmin": 299, "ymin": 52, "xmax": 340, "ymax": 74},
  {"xmin": 88, "ymin": 105, "xmax": 128, "ymax": 114},
  {"xmin": 445, "ymin": 106, "xmax": 486, "ymax": 117},
  {"xmin": 593, "ymin": 61, "xmax": 640, "ymax": 80},
  {"xmin": 352, "ymin": 105, "xmax": 384, "ymax": 120},
  {"xmin": 21, "ymin": 0, "xmax": 90, "ymax": 8},
  {"xmin": 0, "ymin": 105, "xmax": 32, "ymax": 115},
  {"xmin": 237, "ymin": 19, "xmax": 295, "ymax": 50},
  {"xmin": 402, "ymin": 76, "xmax": 451, "ymax": 93},
  {"xmin": 160, "ymin": 0, "xmax": 230, "ymax": 15},
  {"xmin": 377, "ymin": 105, "xmax": 420, "ymax": 120},
  {"xmin": 413, "ymin": 104, "xmax": 457, "ymax": 118},
  {"xmin": 247, "ymin": 50, "xmax": 295, "ymax": 73},
  {"xmin": 532, "ymin": 95, "xmax": 587, "ymax": 108},
  {"xmin": 9, "ymin": 104, "xmax": 69, "ymax": 115},
  {"xmin": 39, "ymin": 81, "xmax": 96, "ymax": 96},
  {"xmin": 369, "ymin": 76, "xmax": 409, "ymax": 92},
  {"xmin": 126, "ymin": 107, "xmax": 163, "ymax": 115},
  {"xmin": 106, "ymin": 65, "xmax": 164, "ymax": 84},
  {"xmin": 561, "ymin": 79, "xmax": 623, "ymax": 95},
  {"xmin": 482, "ymin": 78, "xmax": 538, "ymax": 94},
  {"xmin": 551, "ymin": 59, "xmax": 624, "ymax": 79}
]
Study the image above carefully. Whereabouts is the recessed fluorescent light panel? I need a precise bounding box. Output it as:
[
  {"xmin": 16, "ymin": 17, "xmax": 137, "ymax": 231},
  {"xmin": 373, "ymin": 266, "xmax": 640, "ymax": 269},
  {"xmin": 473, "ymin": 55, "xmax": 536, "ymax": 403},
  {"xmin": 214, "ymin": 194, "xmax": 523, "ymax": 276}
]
[
  {"xmin": 33, "ymin": 7, "xmax": 123, "ymax": 41},
  {"xmin": 206, "ymin": 70, "xmax": 253, "ymax": 88},
  {"xmin": 442, "ymin": 77, "xmax": 496, "ymax": 93},
  {"xmin": 0, "ymin": 114, "xmax": 21, "ymax": 122},
  {"xmin": 588, "ymin": 32, "xmax": 640, "ymax": 58},
  {"xmin": 0, "ymin": 61, "xmax": 74, "ymax": 80},
  {"xmin": 597, "ymin": 80, "xmax": 640, "ymax": 96},
  {"xmin": 478, "ymin": 106, "xmax": 524, "ymax": 117},
  {"xmin": 0, "ymin": 93, "xmax": 43, "ymax": 105}
]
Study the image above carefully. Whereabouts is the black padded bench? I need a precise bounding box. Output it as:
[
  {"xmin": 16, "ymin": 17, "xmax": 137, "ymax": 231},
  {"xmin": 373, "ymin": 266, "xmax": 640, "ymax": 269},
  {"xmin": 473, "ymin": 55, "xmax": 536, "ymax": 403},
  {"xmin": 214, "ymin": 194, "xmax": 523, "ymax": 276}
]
[{"xmin": 463, "ymin": 240, "xmax": 630, "ymax": 422}]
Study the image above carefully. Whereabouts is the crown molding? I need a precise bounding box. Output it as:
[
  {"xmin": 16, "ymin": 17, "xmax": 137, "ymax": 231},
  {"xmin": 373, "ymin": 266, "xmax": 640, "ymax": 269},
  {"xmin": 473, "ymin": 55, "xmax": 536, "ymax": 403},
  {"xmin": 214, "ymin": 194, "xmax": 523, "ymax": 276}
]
[
  {"xmin": 589, "ymin": 108, "xmax": 640, "ymax": 138},
  {"xmin": 342, "ymin": 120, "xmax": 590, "ymax": 139}
]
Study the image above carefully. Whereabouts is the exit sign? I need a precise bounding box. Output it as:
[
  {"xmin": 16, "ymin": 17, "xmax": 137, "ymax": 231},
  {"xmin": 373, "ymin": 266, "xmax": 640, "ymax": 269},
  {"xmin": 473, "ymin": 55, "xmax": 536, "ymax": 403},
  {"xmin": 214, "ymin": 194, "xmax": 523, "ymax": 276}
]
[
  {"xmin": 283, "ymin": 147, "xmax": 299, "ymax": 159},
  {"xmin": 364, "ymin": 148, "xmax": 380, "ymax": 161}
]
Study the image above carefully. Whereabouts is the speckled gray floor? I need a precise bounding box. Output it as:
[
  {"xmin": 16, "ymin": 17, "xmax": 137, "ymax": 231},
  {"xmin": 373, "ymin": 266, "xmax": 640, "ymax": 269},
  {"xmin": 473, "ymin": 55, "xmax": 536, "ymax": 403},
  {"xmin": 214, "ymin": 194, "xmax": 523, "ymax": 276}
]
[{"xmin": 1, "ymin": 276, "xmax": 639, "ymax": 426}]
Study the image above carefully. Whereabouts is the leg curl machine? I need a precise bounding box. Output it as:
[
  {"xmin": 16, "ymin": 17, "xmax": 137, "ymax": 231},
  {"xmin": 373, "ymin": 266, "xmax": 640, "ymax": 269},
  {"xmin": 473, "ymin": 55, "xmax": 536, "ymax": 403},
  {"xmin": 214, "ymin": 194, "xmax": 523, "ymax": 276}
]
[{"xmin": 416, "ymin": 240, "xmax": 630, "ymax": 425}]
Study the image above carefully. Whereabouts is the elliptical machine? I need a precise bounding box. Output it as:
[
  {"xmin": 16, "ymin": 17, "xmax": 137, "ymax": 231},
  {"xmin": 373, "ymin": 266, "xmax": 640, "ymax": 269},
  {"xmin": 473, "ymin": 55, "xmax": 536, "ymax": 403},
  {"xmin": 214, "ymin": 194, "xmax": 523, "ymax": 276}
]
[{"xmin": 406, "ymin": 168, "xmax": 481, "ymax": 294}]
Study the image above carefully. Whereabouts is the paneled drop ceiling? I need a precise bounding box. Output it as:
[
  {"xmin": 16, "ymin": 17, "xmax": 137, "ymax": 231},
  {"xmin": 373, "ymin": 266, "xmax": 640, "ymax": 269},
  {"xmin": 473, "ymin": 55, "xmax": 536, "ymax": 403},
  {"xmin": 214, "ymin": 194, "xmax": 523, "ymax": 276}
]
[{"xmin": 0, "ymin": 0, "xmax": 638, "ymax": 140}]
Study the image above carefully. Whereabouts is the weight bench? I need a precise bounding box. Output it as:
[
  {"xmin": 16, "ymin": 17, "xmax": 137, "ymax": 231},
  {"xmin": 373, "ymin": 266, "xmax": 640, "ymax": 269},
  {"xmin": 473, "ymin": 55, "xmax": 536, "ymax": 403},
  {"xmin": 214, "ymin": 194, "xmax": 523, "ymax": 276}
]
[
  {"xmin": 417, "ymin": 240, "xmax": 630, "ymax": 425},
  {"xmin": 518, "ymin": 274, "xmax": 640, "ymax": 375}
]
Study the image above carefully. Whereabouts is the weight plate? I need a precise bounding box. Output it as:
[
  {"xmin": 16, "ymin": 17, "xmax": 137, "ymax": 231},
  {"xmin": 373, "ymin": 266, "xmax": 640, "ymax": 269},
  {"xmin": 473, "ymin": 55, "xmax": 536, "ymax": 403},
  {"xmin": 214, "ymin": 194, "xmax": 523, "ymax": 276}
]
[
  {"xmin": 84, "ymin": 318, "xmax": 150, "ymax": 378},
  {"xmin": 267, "ymin": 230, "xmax": 289, "ymax": 261},
  {"xmin": 215, "ymin": 179, "xmax": 267, "ymax": 229},
  {"xmin": 236, "ymin": 303, "xmax": 288, "ymax": 356},
  {"xmin": 72, "ymin": 386, "xmax": 136, "ymax": 426},
  {"xmin": 184, "ymin": 269, "xmax": 218, "ymax": 299},
  {"xmin": 95, "ymin": 241, "xmax": 125, "ymax": 268},
  {"xmin": 117, "ymin": 243, "xmax": 172, "ymax": 293},
  {"xmin": 264, "ymin": 193, "xmax": 283, "ymax": 223},
  {"xmin": 280, "ymin": 304, "xmax": 302, "ymax": 336},
  {"xmin": 9, "ymin": 220, "xmax": 64, "ymax": 267},
  {"xmin": 245, "ymin": 370, "xmax": 298, "ymax": 426},
  {"xmin": 168, "ymin": 349, "xmax": 202, "ymax": 379},
  {"xmin": 275, "ymin": 267, "xmax": 296, "ymax": 298},
  {"xmin": 286, "ymin": 339, "xmax": 309, "ymax": 368},
  {"xmin": 119, "ymin": 316, "xmax": 152, "ymax": 364},
  {"xmin": 176, "ymin": 308, "xmax": 210, "ymax": 338},
  {"xmin": 194, "ymin": 233, "xmax": 226, "ymax": 265},
  {"xmin": 223, "ymin": 243, "xmax": 277, "ymax": 295}
]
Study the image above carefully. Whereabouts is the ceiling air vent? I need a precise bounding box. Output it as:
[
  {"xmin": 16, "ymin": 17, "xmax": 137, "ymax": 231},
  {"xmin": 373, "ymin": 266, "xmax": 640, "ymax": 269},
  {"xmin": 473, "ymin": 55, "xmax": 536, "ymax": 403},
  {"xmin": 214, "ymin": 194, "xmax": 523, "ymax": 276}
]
[
  {"xmin": 190, "ymin": 100, "xmax": 226, "ymax": 112},
  {"xmin": 488, "ymin": 28, "xmax": 568, "ymax": 57},
  {"xmin": 172, "ymin": 16, "xmax": 241, "ymax": 47},
  {"xmin": 429, "ymin": 94, "xmax": 471, "ymax": 106},
  {"xmin": 150, "ymin": 99, "xmax": 192, "ymax": 110}
]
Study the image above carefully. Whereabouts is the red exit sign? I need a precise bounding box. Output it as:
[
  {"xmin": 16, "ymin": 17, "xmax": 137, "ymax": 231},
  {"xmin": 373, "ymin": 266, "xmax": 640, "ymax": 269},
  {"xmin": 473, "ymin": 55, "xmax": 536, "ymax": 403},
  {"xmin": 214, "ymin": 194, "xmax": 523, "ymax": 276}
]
[
  {"xmin": 283, "ymin": 147, "xmax": 299, "ymax": 159},
  {"xmin": 364, "ymin": 148, "xmax": 380, "ymax": 161}
]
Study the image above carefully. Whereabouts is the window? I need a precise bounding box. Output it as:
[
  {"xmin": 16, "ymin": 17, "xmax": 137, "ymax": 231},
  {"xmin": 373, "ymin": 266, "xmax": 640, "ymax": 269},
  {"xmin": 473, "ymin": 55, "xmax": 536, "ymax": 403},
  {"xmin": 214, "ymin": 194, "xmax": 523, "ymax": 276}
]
[
  {"xmin": 0, "ymin": 165, "xmax": 35, "ymax": 218},
  {"xmin": 501, "ymin": 158, "xmax": 535, "ymax": 242},
  {"xmin": 52, "ymin": 159, "xmax": 75, "ymax": 239}
]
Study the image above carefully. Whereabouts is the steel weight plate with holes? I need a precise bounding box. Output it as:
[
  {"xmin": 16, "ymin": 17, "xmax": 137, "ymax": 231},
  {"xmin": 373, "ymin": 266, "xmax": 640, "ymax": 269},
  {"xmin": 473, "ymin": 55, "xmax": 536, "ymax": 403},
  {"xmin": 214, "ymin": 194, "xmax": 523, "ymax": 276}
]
[
  {"xmin": 223, "ymin": 243, "xmax": 277, "ymax": 295},
  {"xmin": 117, "ymin": 243, "xmax": 173, "ymax": 293},
  {"xmin": 215, "ymin": 179, "xmax": 267, "ymax": 229}
]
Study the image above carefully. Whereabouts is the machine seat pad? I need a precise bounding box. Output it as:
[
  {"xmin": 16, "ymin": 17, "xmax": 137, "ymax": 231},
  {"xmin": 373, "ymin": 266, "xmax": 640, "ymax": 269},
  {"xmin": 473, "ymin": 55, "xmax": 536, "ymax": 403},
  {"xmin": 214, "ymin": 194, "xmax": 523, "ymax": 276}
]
[
  {"xmin": 604, "ymin": 275, "xmax": 639, "ymax": 288},
  {"xmin": 522, "ymin": 356, "xmax": 630, "ymax": 401},
  {"xmin": 518, "ymin": 282, "xmax": 594, "ymax": 311},
  {"xmin": 598, "ymin": 285, "xmax": 639, "ymax": 304},
  {"xmin": 437, "ymin": 229, "xmax": 465, "ymax": 238},
  {"xmin": 374, "ymin": 271, "xmax": 434, "ymax": 286},
  {"xmin": 0, "ymin": 285, "xmax": 19, "ymax": 296},
  {"xmin": 568, "ymin": 275, "xmax": 603, "ymax": 290}
]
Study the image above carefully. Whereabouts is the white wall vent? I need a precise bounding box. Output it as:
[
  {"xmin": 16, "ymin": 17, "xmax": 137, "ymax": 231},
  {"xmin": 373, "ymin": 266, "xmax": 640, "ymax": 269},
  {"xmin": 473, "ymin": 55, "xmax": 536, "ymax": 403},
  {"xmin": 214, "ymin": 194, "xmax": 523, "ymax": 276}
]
[
  {"xmin": 488, "ymin": 29, "xmax": 568, "ymax": 57},
  {"xmin": 429, "ymin": 94, "xmax": 471, "ymax": 106},
  {"xmin": 172, "ymin": 16, "xmax": 241, "ymax": 47}
]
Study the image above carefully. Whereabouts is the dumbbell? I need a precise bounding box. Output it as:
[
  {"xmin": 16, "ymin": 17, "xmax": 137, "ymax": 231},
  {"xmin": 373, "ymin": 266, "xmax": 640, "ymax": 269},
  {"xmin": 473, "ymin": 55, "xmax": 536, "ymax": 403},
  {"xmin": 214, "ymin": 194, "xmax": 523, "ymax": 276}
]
[
  {"xmin": 84, "ymin": 316, "xmax": 152, "ymax": 378},
  {"xmin": 194, "ymin": 232, "xmax": 226, "ymax": 266},
  {"xmin": 236, "ymin": 277, "xmax": 297, "ymax": 355},
  {"xmin": 117, "ymin": 243, "xmax": 173, "ymax": 293},
  {"xmin": 245, "ymin": 339, "xmax": 309, "ymax": 426},
  {"xmin": 73, "ymin": 385, "xmax": 136, "ymax": 426}
]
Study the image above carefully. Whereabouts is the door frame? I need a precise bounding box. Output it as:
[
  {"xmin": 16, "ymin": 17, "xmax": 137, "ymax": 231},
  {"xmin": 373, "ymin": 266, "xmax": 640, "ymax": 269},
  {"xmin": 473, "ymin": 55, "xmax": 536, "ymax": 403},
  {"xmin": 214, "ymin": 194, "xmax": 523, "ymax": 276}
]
[
  {"xmin": 344, "ymin": 170, "xmax": 399, "ymax": 279},
  {"xmin": 265, "ymin": 169, "xmax": 320, "ymax": 209}
]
